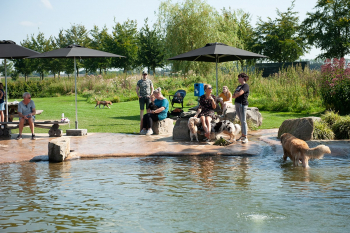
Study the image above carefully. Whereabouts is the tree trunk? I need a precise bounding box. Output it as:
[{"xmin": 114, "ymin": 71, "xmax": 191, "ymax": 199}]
[
  {"xmin": 152, "ymin": 67, "xmax": 156, "ymax": 75},
  {"xmin": 25, "ymin": 74, "xmax": 28, "ymax": 82}
]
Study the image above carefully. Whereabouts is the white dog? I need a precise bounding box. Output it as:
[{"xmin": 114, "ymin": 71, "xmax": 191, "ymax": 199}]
[{"xmin": 188, "ymin": 117, "xmax": 202, "ymax": 141}]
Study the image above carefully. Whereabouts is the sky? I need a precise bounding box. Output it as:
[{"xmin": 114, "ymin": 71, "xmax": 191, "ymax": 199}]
[{"xmin": 1, "ymin": 0, "xmax": 321, "ymax": 59}]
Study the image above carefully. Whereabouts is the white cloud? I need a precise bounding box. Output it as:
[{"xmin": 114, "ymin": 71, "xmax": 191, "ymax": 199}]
[
  {"xmin": 20, "ymin": 21, "xmax": 36, "ymax": 27},
  {"xmin": 41, "ymin": 0, "xmax": 53, "ymax": 9}
]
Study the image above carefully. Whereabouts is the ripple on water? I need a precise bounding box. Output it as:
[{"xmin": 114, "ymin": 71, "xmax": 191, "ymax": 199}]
[{"xmin": 0, "ymin": 155, "xmax": 350, "ymax": 233}]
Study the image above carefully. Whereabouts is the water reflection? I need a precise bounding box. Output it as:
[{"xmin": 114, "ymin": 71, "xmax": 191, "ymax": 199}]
[{"xmin": 1, "ymin": 155, "xmax": 350, "ymax": 232}]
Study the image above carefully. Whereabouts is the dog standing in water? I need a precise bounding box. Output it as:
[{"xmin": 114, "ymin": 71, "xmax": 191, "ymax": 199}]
[
  {"xmin": 280, "ymin": 133, "xmax": 331, "ymax": 168},
  {"xmin": 95, "ymin": 97, "xmax": 113, "ymax": 109}
]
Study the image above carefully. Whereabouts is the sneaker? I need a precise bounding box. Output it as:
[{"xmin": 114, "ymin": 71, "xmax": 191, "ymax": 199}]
[
  {"xmin": 16, "ymin": 134, "xmax": 22, "ymax": 140},
  {"xmin": 31, "ymin": 135, "xmax": 36, "ymax": 140},
  {"xmin": 241, "ymin": 137, "xmax": 248, "ymax": 144},
  {"xmin": 236, "ymin": 136, "xmax": 243, "ymax": 142},
  {"xmin": 146, "ymin": 129, "xmax": 153, "ymax": 136},
  {"xmin": 140, "ymin": 129, "xmax": 147, "ymax": 135}
]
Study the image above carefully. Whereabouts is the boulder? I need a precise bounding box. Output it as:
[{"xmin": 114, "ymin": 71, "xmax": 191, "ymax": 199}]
[
  {"xmin": 221, "ymin": 106, "xmax": 262, "ymax": 127},
  {"xmin": 48, "ymin": 138, "xmax": 71, "ymax": 162},
  {"xmin": 152, "ymin": 118, "xmax": 174, "ymax": 135},
  {"xmin": 180, "ymin": 110, "xmax": 197, "ymax": 118},
  {"xmin": 173, "ymin": 118, "xmax": 191, "ymax": 141},
  {"xmin": 278, "ymin": 117, "xmax": 321, "ymax": 141}
]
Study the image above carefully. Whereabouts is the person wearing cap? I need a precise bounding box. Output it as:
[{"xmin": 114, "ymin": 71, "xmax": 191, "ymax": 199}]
[{"xmin": 136, "ymin": 71, "xmax": 154, "ymax": 131}]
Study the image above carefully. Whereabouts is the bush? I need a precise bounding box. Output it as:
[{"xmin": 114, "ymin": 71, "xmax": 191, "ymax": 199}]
[
  {"xmin": 321, "ymin": 110, "xmax": 341, "ymax": 127},
  {"xmin": 313, "ymin": 120, "xmax": 335, "ymax": 140},
  {"xmin": 332, "ymin": 115, "xmax": 350, "ymax": 139},
  {"xmin": 320, "ymin": 58, "xmax": 350, "ymax": 115}
]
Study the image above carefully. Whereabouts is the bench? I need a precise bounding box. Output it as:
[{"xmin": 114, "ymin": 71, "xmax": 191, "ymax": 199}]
[{"xmin": 0, "ymin": 120, "xmax": 68, "ymax": 139}]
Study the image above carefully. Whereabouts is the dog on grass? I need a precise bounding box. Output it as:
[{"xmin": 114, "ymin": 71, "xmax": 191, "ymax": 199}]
[
  {"xmin": 280, "ymin": 133, "xmax": 331, "ymax": 168},
  {"xmin": 95, "ymin": 97, "xmax": 113, "ymax": 109},
  {"xmin": 188, "ymin": 117, "xmax": 202, "ymax": 141}
]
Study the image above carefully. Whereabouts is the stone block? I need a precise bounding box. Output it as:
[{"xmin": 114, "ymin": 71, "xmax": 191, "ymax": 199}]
[
  {"xmin": 152, "ymin": 118, "xmax": 174, "ymax": 135},
  {"xmin": 48, "ymin": 138, "xmax": 71, "ymax": 162},
  {"xmin": 173, "ymin": 118, "xmax": 191, "ymax": 141},
  {"xmin": 66, "ymin": 129, "xmax": 88, "ymax": 136},
  {"xmin": 278, "ymin": 117, "xmax": 321, "ymax": 141}
]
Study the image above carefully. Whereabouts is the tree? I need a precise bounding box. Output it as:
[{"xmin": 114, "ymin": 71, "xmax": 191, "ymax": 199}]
[
  {"xmin": 55, "ymin": 29, "xmax": 74, "ymax": 77},
  {"xmin": 301, "ymin": 0, "xmax": 350, "ymax": 59},
  {"xmin": 157, "ymin": 0, "xmax": 217, "ymax": 74},
  {"xmin": 65, "ymin": 24, "xmax": 91, "ymax": 76},
  {"xmin": 0, "ymin": 60, "xmax": 14, "ymax": 77},
  {"xmin": 138, "ymin": 18, "xmax": 166, "ymax": 75},
  {"xmin": 252, "ymin": 1, "xmax": 307, "ymax": 63},
  {"xmin": 84, "ymin": 25, "xmax": 112, "ymax": 74},
  {"xmin": 31, "ymin": 32, "xmax": 53, "ymax": 80},
  {"xmin": 109, "ymin": 19, "xmax": 139, "ymax": 73},
  {"xmin": 12, "ymin": 38, "xmax": 36, "ymax": 81}
]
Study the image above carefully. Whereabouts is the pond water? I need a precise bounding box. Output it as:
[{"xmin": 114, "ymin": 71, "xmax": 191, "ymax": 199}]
[{"xmin": 1, "ymin": 151, "xmax": 350, "ymax": 233}]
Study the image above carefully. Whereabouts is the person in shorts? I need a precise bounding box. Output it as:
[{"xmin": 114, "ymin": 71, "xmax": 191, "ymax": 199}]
[
  {"xmin": 16, "ymin": 92, "xmax": 36, "ymax": 140},
  {"xmin": 136, "ymin": 71, "xmax": 154, "ymax": 132},
  {"xmin": 0, "ymin": 83, "xmax": 5, "ymax": 123}
]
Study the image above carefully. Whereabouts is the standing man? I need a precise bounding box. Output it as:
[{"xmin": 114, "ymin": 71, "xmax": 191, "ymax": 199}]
[
  {"xmin": 136, "ymin": 71, "xmax": 154, "ymax": 131},
  {"xmin": 16, "ymin": 92, "xmax": 36, "ymax": 140}
]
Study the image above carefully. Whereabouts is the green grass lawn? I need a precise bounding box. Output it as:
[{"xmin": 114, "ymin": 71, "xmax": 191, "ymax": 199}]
[{"xmin": 9, "ymin": 95, "xmax": 324, "ymax": 134}]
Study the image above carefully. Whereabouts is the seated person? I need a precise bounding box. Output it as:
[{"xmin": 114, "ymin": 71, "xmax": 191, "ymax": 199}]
[
  {"xmin": 140, "ymin": 88, "xmax": 169, "ymax": 136},
  {"xmin": 217, "ymin": 86, "xmax": 232, "ymax": 116},
  {"xmin": 16, "ymin": 92, "xmax": 36, "ymax": 140},
  {"xmin": 194, "ymin": 84, "xmax": 216, "ymax": 141},
  {"xmin": 147, "ymin": 94, "xmax": 157, "ymax": 112}
]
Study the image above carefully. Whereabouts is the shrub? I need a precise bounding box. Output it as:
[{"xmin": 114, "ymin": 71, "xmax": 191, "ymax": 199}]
[
  {"xmin": 112, "ymin": 96, "xmax": 120, "ymax": 103},
  {"xmin": 332, "ymin": 115, "xmax": 350, "ymax": 139},
  {"xmin": 321, "ymin": 110, "xmax": 341, "ymax": 127},
  {"xmin": 313, "ymin": 120, "xmax": 335, "ymax": 140},
  {"xmin": 320, "ymin": 58, "xmax": 350, "ymax": 114}
]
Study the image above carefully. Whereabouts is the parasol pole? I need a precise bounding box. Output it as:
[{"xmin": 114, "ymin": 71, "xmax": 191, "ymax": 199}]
[
  {"xmin": 74, "ymin": 57, "xmax": 78, "ymax": 129},
  {"xmin": 4, "ymin": 58, "xmax": 8, "ymax": 122},
  {"xmin": 216, "ymin": 56, "xmax": 218, "ymax": 96}
]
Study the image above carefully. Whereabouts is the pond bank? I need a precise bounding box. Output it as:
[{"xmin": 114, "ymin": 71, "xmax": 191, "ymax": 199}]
[{"xmin": 0, "ymin": 129, "xmax": 348, "ymax": 164}]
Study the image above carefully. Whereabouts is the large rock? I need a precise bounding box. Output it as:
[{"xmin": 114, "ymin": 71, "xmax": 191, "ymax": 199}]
[
  {"xmin": 278, "ymin": 117, "xmax": 321, "ymax": 141},
  {"xmin": 173, "ymin": 118, "xmax": 191, "ymax": 141},
  {"xmin": 221, "ymin": 106, "xmax": 262, "ymax": 127},
  {"xmin": 48, "ymin": 138, "xmax": 71, "ymax": 162},
  {"xmin": 152, "ymin": 118, "xmax": 174, "ymax": 135}
]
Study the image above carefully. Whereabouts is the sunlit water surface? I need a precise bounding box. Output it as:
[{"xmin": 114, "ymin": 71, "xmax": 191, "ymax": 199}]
[{"xmin": 1, "ymin": 152, "xmax": 350, "ymax": 233}]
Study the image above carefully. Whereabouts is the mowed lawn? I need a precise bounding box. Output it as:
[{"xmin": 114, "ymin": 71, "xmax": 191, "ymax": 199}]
[{"xmin": 9, "ymin": 95, "xmax": 323, "ymax": 134}]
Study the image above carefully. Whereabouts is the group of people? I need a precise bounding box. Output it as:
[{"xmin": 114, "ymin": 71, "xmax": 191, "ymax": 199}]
[{"xmin": 135, "ymin": 71, "xmax": 250, "ymax": 143}]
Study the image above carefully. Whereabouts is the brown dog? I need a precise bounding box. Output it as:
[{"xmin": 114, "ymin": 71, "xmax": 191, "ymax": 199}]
[
  {"xmin": 95, "ymin": 97, "xmax": 113, "ymax": 109},
  {"xmin": 280, "ymin": 133, "xmax": 331, "ymax": 168}
]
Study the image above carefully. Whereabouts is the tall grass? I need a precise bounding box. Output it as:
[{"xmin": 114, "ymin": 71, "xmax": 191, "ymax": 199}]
[{"xmin": 4, "ymin": 65, "xmax": 325, "ymax": 113}]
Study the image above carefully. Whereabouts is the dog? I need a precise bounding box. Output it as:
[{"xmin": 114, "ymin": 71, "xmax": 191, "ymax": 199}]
[
  {"xmin": 188, "ymin": 117, "xmax": 202, "ymax": 141},
  {"xmin": 210, "ymin": 120, "xmax": 241, "ymax": 141},
  {"xmin": 188, "ymin": 118, "xmax": 240, "ymax": 142},
  {"xmin": 95, "ymin": 97, "xmax": 113, "ymax": 109},
  {"xmin": 280, "ymin": 133, "xmax": 331, "ymax": 168}
]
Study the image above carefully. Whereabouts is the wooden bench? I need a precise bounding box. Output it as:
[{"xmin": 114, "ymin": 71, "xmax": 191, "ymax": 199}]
[
  {"xmin": 7, "ymin": 110, "xmax": 44, "ymax": 122},
  {"xmin": 0, "ymin": 120, "xmax": 68, "ymax": 139}
]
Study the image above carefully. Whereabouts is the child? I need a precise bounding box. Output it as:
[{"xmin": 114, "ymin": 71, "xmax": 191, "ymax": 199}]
[{"xmin": 147, "ymin": 94, "xmax": 157, "ymax": 113}]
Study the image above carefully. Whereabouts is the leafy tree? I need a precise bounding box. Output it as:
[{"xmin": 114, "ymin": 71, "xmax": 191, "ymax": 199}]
[
  {"xmin": 301, "ymin": 0, "xmax": 350, "ymax": 59},
  {"xmin": 12, "ymin": 38, "xmax": 36, "ymax": 81},
  {"xmin": 55, "ymin": 29, "xmax": 74, "ymax": 77},
  {"xmin": 109, "ymin": 19, "xmax": 138, "ymax": 73},
  {"xmin": 138, "ymin": 18, "xmax": 166, "ymax": 75},
  {"xmin": 0, "ymin": 60, "xmax": 14, "ymax": 77},
  {"xmin": 84, "ymin": 25, "xmax": 112, "ymax": 74},
  {"xmin": 65, "ymin": 24, "xmax": 91, "ymax": 76},
  {"xmin": 252, "ymin": 1, "xmax": 307, "ymax": 62},
  {"xmin": 157, "ymin": 0, "xmax": 217, "ymax": 74},
  {"xmin": 30, "ymin": 32, "xmax": 53, "ymax": 80}
]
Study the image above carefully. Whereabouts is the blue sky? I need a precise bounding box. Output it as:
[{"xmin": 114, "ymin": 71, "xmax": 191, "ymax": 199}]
[{"xmin": 1, "ymin": 0, "xmax": 320, "ymax": 59}]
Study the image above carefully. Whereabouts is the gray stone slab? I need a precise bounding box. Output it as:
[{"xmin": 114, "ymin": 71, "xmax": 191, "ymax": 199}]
[{"xmin": 66, "ymin": 129, "xmax": 88, "ymax": 136}]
